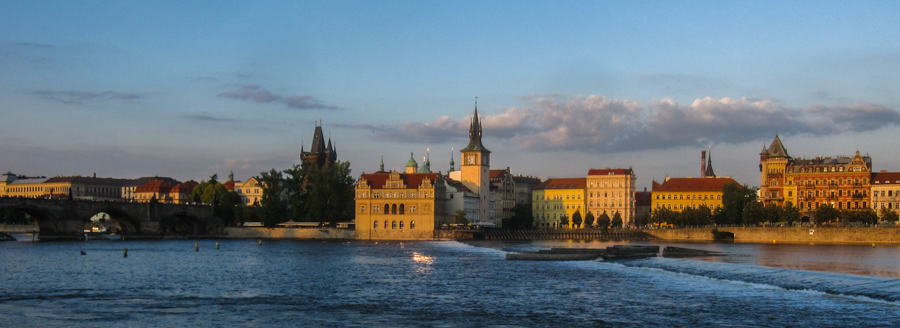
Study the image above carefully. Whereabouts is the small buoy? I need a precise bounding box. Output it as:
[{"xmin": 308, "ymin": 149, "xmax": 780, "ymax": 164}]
[
  {"xmin": 195, "ymin": 242, "xmax": 199, "ymax": 252},
  {"xmin": 123, "ymin": 248, "xmax": 128, "ymax": 258},
  {"xmin": 216, "ymin": 242, "xmax": 220, "ymax": 250},
  {"xmin": 872, "ymin": 243, "xmax": 876, "ymax": 248},
  {"xmin": 80, "ymin": 251, "xmax": 86, "ymax": 255},
  {"xmin": 773, "ymin": 240, "xmax": 776, "ymax": 243},
  {"xmin": 258, "ymin": 240, "xmax": 262, "ymax": 246}
]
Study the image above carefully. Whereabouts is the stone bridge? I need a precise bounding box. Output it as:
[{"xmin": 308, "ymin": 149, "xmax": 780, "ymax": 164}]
[{"xmin": 0, "ymin": 198, "xmax": 225, "ymax": 241}]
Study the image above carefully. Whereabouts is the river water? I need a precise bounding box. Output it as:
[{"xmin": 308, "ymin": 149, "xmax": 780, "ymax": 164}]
[{"xmin": 1, "ymin": 239, "xmax": 898, "ymax": 327}]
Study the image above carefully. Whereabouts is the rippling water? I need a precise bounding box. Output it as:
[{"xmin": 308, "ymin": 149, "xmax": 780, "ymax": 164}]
[{"xmin": 1, "ymin": 239, "xmax": 899, "ymax": 327}]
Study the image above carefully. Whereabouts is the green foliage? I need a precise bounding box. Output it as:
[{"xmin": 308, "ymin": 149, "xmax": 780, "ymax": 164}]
[
  {"xmin": 813, "ymin": 204, "xmax": 839, "ymax": 224},
  {"xmin": 852, "ymin": 208, "xmax": 878, "ymax": 225},
  {"xmin": 559, "ymin": 214, "xmax": 569, "ymax": 228},
  {"xmin": 303, "ymin": 161, "xmax": 355, "ymax": 226},
  {"xmin": 881, "ymin": 208, "xmax": 899, "ymax": 222},
  {"xmin": 508, "ymin": 204, "xmax": 533, "ymax": 230},
  {"xmin": 741, "ymin": 200, "xmax": 765, "ymax": 225},
  {"xmin": 283, "ymin": 164, "xmax": 307, "ymax": 221},
  {"xmin": 610, "ymin": 212, "xmax": 623, "ymax": 228},
  {"xmin": 680, "ymin": 205, "xmax": 712, "ymax": 226},
  {"xmin": 571, "ymin": 210, "xmax": 583, "ymax": 228},
  {"xmin": 583, "ymin": 211, "xmax": 595, "ymax": 228},
  {"xmin": 454, "ymin": 209, "xmax": 468, "ymax": 225},
  {"xmin": 720, "ymin": 183, "xmax": 757, "ymax": 225},
  {"xmin": 596, "ymin": 212, "xmax": 611, "ymax": 230},
  {"xmin": 781, "ymin": 202, "xmax": 801, "ymax": 226},
  {"xmin": 257, "ymin": 168, "xmax": 286, "ymax": 227},
  {"xmin": 650, "ymin": 208, "xmax": 677, "ymax": 227},
  {"xmin": 189, "ymin": 174, "xmax": 241, "ymax": 226}
]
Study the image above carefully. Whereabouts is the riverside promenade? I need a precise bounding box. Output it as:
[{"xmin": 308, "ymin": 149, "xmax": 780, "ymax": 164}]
[{"xmin": 643, "ymin": 227, "xmax": 900, "ymax": 244}]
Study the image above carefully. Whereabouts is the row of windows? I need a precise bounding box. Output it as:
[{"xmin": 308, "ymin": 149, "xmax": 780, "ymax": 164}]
[
  {"xmin": 802, "ymin": 190, "xmax": 868, "ymax": 198},
  {"xmin": 873, "ymin": 190, "xmax": 900, "ymax": 197},
  {"xmin": 656, "ymin": 204, "xmax": 722, "ymax": 210},
  {"xmin": 589, "ymin": 201, "xmax": 625, "ymax": 207},
  {"xmin": 360, "ymin": 204, "xmax": 418, "ymax": 214},
  {"xmin": 534, "ymin": 194, "xmax": 582, "ymax": 200},
  {"xmin": 534, "ymin": 203, "xmax": 582, "ymax": 210},
  {"xmin": 588, "ymin": 191, "xmax": 625, "ymax": 198},
  {"xmin": 798, "ymin": 201, "xmax": 868, "ymax": 210},
  {"xmin": 372, "ymin": 220, "xmax": 416, "ymax": 229},
  {"xmin": 655, "ymin": 194, "xmax": 720, "ymax": 200},
  {"xmin": 588, "ymin": 181, "xmax": 626, "ymax": 188},
  {"xmin": 795, "ymin": 178, "xmax": 869, "ymax": 186},
  {"xmin": 361, "ymin": 191, "xmax": 434, "ymax": 199}
]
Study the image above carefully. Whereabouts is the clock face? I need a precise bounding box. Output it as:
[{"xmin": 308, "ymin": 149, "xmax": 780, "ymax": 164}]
[{"xmin": 466, "ymin": 156, "xmax": 475, "ymax": 164}]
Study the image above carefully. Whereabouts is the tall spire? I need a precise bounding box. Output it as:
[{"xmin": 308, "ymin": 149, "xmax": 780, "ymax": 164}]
[
  {"xmin": 379, "ymin": 155, "xmax": 385, "ymax": 172},
  {"xmin": 461, "ymin": 100, "xmax": 490, "ymax": 152},
  {"xmin": 449, "ymin": 147, "xmax": 455, "ymax": 171},
  {"xmin": 704, "ymin": 146, "xmax": 716, "ymax": 178}
]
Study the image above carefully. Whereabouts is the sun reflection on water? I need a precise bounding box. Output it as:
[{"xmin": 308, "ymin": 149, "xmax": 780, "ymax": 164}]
[{"xmin": 411, "ymin": 252, "xmax": 434, "ymax": 274}]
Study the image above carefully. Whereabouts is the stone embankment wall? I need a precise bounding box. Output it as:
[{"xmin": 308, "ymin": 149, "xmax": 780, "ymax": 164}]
[
  {"xmin": 0, "ymin": 224, "xmax": 39, "ymax": 233},
  {"xmin": 224, "ymin": 227, "xmax": 458, "ymax": 241},
  {"xmin": 643, "ymin": 227, "xmax": 900, "ymax": 244},
  {"xmin": 224, "ymin": 227, "xmax": 356, "ymax": 240}
]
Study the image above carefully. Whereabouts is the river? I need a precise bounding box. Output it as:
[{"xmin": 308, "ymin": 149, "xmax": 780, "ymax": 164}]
[{"xmin": 1, "ymin": 239, "xmax": 898, "ymax": 327}]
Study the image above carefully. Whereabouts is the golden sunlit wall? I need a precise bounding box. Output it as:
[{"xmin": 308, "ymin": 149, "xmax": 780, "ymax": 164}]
[
  {"xmin": 533, "ymin": 187, "xmax": 585, "ymax": 228},
  {"xmin": 651, "ymin": 191, "xmax": 723, "ymax": 212}
]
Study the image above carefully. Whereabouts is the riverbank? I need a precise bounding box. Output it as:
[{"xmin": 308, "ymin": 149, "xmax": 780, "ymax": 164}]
[{"xmin": 642, "ymin": 227, "xmax": 900, "ymax": 244}]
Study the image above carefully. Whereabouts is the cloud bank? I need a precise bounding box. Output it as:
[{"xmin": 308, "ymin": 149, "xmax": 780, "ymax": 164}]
[
  {"xmin": 218, "ymin": 84, "xmax": 337, "ymax": 110},
  {"xmin": 350, "ymin": 95, "xmax": 900, "ymax": 153},
  {"xmin": 33, "ymin": 90, "xmax": 141, "ymax": 105}
]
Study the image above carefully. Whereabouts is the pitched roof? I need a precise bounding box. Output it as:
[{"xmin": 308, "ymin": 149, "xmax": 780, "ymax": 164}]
[
  {"xmin": 45, "ymin": 176, "xmax": 132, "ymax": 186},
  {"xmin": 764, "ymin": 135, "xmax": 790, "ymax": 158},
  {"xmin": 359, "ymin": 172, "xmax": 441, "ymax": 189},
  {"xmin": 587, "ymin": 168, "xmax": 633, "ymax": 176},
  {"xmin": 872, "ymin": 172, "xmax": 900, "ymax": 185},
  {"xmin": 652, "ymin": 177, "xmax": 740, "ymax": 192},
  {"xmin": 535, "ymin": 178, "xmax": 586, "ymax": 190}
]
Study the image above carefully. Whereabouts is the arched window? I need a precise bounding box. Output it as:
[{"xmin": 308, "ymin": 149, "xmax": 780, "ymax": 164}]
[
  {"xmin": 399, "ymin": 204, "xmax": 405, "ymax": 215},
  {"xmin": 392, "ymin": 221, "xmax": 397, "ymax": 229},
  {"xmin": 392, "ymin": 204, "xmax": 397, "ymax": 214},
  {"xmin": 384, "ymin": 221, "xmax": 388, "ymax": 229},
  {"xmin": 373, "ymin": 221, "xmax": 378, "ymax": 229},
  {"xmin": 384, "ymin": 203, "xmax": 390, "ymax": 214},
  {"xmin": 399, "ymin": 221, "xmax": 405, "ymax": 229},
  {"xmin": 411, "ymin": 221, "xmax": 416, "ymax": 229},
  {"xmin": 360, "ymin": 206, "xmax": 366, "ymax": 213}
]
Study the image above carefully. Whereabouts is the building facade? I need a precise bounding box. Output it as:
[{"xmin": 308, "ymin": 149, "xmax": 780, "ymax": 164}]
[
  {"xmin": 490, "ymin": 168, "xmax": 516, "ymax": 226},
  {"xmin": 532, "ymin": 178, "xmax": 586, "ymax": 228},
  {"xmin": 354, "ymin": 171, "xmax": 447, "ymax": 240},
  {"xmin": 300, "ymin": 120, "xmax": 337, "ymax": 172},
  {"xmin": 871, "ymin": 171, "xmax": 900, "ymax": 217},
  {"xmin": 586, "ymin": 168, "xmax": 636, "ymax": 226},
  {"xmin": 651, "ymin": 177, "xmax": 740, "ymax": 212},
  {"xmin": 458, "ymin": 107, "xmax": 492, "ymax": 224}
]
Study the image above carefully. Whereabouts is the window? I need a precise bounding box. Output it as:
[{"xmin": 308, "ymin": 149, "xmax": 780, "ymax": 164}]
[
  {"xmin": 411, "ymin": 221, "xmax": 416, "ymax": 229},
  {"xmin": 384, "ymin": 221, "xmax": 388, "ymax": 229},
  {"xmin": 361, "ymin": 206, "xmax": 366, "ymax": 213},
  {"xmin": 374, "ymin": 221, "xmax": 378, "ymax": 229},
  {"xmin": 374, "ymin": 206, "xmax": 380, "ymax": 213},
  {"xmin": 392, "ymin": 221, "xmax": 397, "ymax": 229},
  {"xmin": 400, "ymin": 221, "xmax": 405, "ymax": 229}
]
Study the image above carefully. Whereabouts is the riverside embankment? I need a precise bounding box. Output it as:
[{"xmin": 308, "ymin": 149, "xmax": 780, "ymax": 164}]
[{"xmin": 643, "ymin": 227, "xmax": 900, "ymax": 244}]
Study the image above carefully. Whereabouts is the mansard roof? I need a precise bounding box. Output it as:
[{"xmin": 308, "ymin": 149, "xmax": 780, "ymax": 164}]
[
  {"xmin": 872, "ymin": 172, "xmax": 900, "ymax": 185},
  {"xmin": 535, "ymin": 177, "xmax": 586, "ymax": 190},
  {"xmin": 587, "ymin": 168, "xmax": 633, "ymax": 176},
  {"xmin": 652, "ymin": 177, "xmax": 740, "ymax": 192}
]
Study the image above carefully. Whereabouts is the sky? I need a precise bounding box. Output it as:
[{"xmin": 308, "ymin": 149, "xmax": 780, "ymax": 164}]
[{"xmin": 3, "ymin": 1, "xmax": 900, "ymax": 190}]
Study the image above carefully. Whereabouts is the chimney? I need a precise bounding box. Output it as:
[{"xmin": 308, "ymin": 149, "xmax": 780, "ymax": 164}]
[
  {"xmin": 701, "ymin": 151, "xmax": 707, "ymax": 178},
  {"xmin": 93, "ymin": 172, "xmax": 96, "ymax": 178}
]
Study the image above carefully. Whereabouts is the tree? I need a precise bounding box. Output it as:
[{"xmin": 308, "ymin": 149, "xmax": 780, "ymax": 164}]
[
  {"xmin": 611, "ymin": 212, "xmax": 623, "ymax": 228},
  {"xmin": 303, "ymin": 161, "xmax": 355, "ymax": 226},
  {"xmin": 257, "ymin": 168, "xmax": 286, "ymax": 227},
  {"xmin": 571, "ymin": 210, "xmax": 583, "ymax": 229},
  {"xmin": 651, "ymin": 208, "xmax": 677, "ymax": 227},
  {"xmin": 559, "ymin": 214, "xmax": 569, "ymax": 229},
  {"xmin": 742, "ymin": 201, "xmax": 765, "ymax": 225},
  {"xmin": 813, "ymin": 204, "xmax": 839, "ymax": 225},
  {"xmin": 283, "ymin": 164, "xmax": 307, "ymax": 221},
  {"xmin": 190, "ymin": 174, "xmax": 240, "ymax": 226},
  {"xmin": 856, "ymin": 208, "xmax": 878, "ymax": 226},
  {"xmin": 454, "ymin": 209, "xmax": 468, "ymax": 225},
  {"xmin": 508, "ymin": 204, "xmax": 533, "ymax": 230},
  {"xmin": 782, "ymin": 202, "xmax": 801, "ymax": 226},
  {"xmin": 583, "ymin": 211, "xmax": 595, "ymax": 228},
  {"xmin": 596, "ymin": 212, "xmax": 611, "ymax": 230},
  {"xmin": 763, "ymin": 203, "xmax": 782, "ymax": 224},
  {"xmin": 720, "ymin": 183, "xmax": 757, "ymax": 225},
  {"xmin": 881, "ymin": 208, "xmax": 899, "ymax": 223}
]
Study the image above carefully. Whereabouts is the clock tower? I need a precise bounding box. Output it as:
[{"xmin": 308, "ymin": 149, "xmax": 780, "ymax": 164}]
[{"xmin": 460, "ymin": 105, "xmax": 491, "ymax": 223}]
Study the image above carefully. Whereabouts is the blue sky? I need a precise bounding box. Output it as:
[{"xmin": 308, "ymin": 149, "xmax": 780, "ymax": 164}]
[{"xmin": 3, "ymin": 1, "xmax": 900, "ymax": 189}]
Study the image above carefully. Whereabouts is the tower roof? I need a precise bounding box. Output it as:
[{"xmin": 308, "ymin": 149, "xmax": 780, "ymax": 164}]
[
  {"xmin": 460, "ymin": 106, "xmax": 491, "ymax": 153},
  {"xmin": 766, "ymin": 134, "xmax": 790, "ymax": 158}
]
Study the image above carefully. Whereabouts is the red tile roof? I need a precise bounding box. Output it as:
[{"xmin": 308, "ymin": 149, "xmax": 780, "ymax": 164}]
[
  {"xmin": 872, "ymin": 172, "xmax": 900, "ymax": 185},
  {"xmin": 652, "ymin": 177, "xmax": 740, "ymax": 192},
  {"xmin": 359, "ymin": 172, "xmax": 441, "ymax": 189},
  {"xmin": 587, "ymin": 168, "xmax": 633, "ymax": 176},
  {"xmin": 535, "ymin": 178, "xmax": 586, "ymax": 190}
]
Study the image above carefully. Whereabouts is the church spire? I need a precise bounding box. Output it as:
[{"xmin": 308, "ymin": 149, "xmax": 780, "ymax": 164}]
[
  {"xmin": 704, "ymin": 146, "xmax": 716, "ymax": 178},
  {"xmin": 461, "ymin": 100, "xmax": 490, "ymax": 152}
]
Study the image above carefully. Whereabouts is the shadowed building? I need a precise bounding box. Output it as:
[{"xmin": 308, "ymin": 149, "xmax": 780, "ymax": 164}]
[{"xmin": 300, "ymin": 120, "xmax": 337, "ymax": 172}]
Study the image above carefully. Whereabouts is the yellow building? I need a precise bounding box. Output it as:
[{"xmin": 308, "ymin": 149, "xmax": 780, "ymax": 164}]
[
  {"xmin": 354, "ymin": 171, "xmax": 447, "ymax": 240},
  {"xmin": 586, "ymin": 168, "xmax": 636, "ymax": 226},
  {"xmin": 1, "ymin": 173, "xmax": 128, "ymax": 200},
  {"xmin": 871, "ymin": 171, "xmax": 900, "ymax": 218},
  {"xmin": 532, "ymin": 178, "xmax": 586, "ymax": 228},
  {"xmin": 651, "ymin": 177, "xmax": 740, "ymax": 212},
  {"xmin": 233, "ymin": 177, "xmax": 263, "ymax": 206}
]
